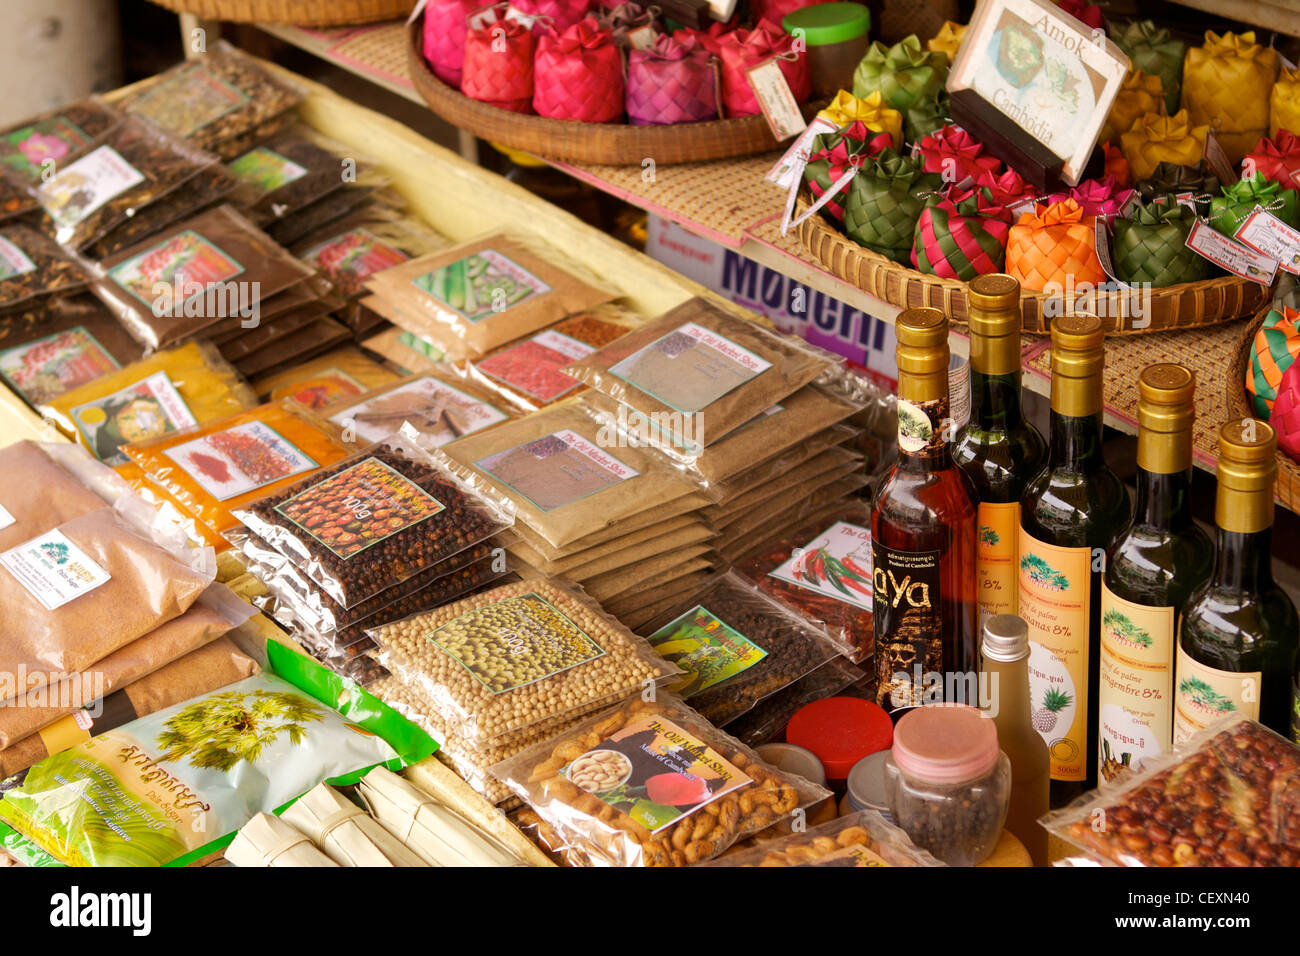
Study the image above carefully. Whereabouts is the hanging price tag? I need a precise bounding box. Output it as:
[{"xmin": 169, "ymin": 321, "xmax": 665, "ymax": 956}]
[
  {"xmin": 1185, "ymin": 219, "xmax": 1278, "ymax": 284},
  {"xmin": 1234, "ymin": 206, "xmax": 1300, "ymax": 275},
  {"xmin": 1204, "ymin": 130, "xmax": 1239, "ymax": 186},
  {"xmin": 626, "ymin": 25, "xmax": 656, "ymax": 51},
  {"xmin": 747, "ymin": 59, "xmax": 807, "ymax": 143},
  {"xmin": 766, "ymin": 116, "xmax": 837, "ymax": 188}
]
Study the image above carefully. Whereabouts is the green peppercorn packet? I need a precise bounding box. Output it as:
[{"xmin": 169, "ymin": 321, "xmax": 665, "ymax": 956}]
[{"xmin": 0, "ymin": 638, "xmax": 437, "ymax": 868}]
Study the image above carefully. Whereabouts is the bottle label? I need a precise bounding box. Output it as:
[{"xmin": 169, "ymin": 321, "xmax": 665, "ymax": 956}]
[
  {"xmin": 976, "ymin": 501, "xmax": 1020, "ymax": 627},
  {"xmin": 873, "ymin": 543, "xmax": 943, "ymax": 708},
  {"xmin": 1173, "ymin": 641, "xmax": 1261, "ymax": 743},
  {"xmin": 1098, "ymin": 583, "xmax": 1175, "ymax": 782},
  {"xmin": 897, "ymin": 395, "xmax": 949, "ymax": 459},
  {"xmin": 1018, "ymin": 530, "xmax": 1091, "ymax": 782}
]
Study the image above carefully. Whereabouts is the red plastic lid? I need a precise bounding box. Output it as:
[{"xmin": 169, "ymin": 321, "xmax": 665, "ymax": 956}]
[{"xmin": 786, "ymin": 696, "xmax": 894, "ymax": 779}]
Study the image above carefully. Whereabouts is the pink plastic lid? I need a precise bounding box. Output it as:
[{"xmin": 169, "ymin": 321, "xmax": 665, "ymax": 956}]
[
  {"xmin": 786, "ymin": 696, "xmax": 893, "ymax": 779},
  {"xmin": 891, "ymin": 705, "xmax": 999, "ymax": 784}
]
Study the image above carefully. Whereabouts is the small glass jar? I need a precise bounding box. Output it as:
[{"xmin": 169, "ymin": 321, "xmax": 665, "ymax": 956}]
[{"xmin": 883, "ymin": 705, "xmax": 1010, "ymax": 866}]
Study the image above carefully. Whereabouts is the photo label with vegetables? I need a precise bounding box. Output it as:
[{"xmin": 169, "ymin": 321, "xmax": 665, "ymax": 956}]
[
  {"xmin": 272, "ymin": 368, "xmax": 365, "ymax": 411},
  {"xmin": 769, "ymin": 521, "xmax": 874, "ymax": 611},
  {"xmin": 562, "ymin": 713, "xmax": 751, "ymax": 834},
  {"xmin": 475, "ymin": 429, "xmax": 639, "ymax": 512},
  {"xmin": 609, "ymin": 321, "xmax": 773, "ymax": 413},
  {"xmin": 227, "ymin": 147, "xmax": 309, "ymax": 191},
  {"xmin": 413, "ymin": 248, "xmax": 551, "ymax": 323},
  {"xmin": 647, "ymin": 605, "xmax": 768, "ymax": 697},
  {"xmin": 70, "ymin": 370, "xmax": 198, "ymax": 466},
  {"xmin": 163, "ymin": 421, "xmax": 318, "ymax": 500}
]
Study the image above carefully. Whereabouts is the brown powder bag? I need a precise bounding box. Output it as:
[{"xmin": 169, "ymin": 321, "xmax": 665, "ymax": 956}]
[
  {"xmin": 505, "ymin": 513, "xmax": 699, "ymax": 574},
  {"xmin": 524, "ymin": 521, "xmax": 716, "ymax": 582},
  {"xmin": 589, "ymin": 552, "xmax": 719, "ymax": 605},
  {"xmin": 0, "ymin": 442, "xmax": 121, "ymax": 551},
  {"xmin": 706, "ymin": 424, "xmax": 856, "ymax": 501},
  {"xmin": 719, "ymin": 477, "xmax": 869, "ymax": 565},
  {"xmin": 704, "ymin": 448, "xmax": 864, "ymax": 524},
  {"xmin": 716, "ymin": 466, "xmax": 867, "ymax": 540},
  {"xmin": 573, "ymin": 544, "xmax": 714, "ymax": 603},
  {"xmin": 605, "ymin": 570, "xmax": 711, "ymax": 622},
  {"xmin": 507, "ymin": 491, "xmax": 711, "ymax": 561}
]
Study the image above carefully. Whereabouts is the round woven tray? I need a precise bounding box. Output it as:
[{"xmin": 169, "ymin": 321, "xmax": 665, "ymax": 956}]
[
  {"xmin": 405, "ymin": 18, "xmax": 814, "ymax": 165},
  {"xmin": 795, "ymin": 194, "xmax": 1271, "ymax": 335},
  {"xmin": 1225, "ymin": 309, "xmax": 1300, "ymax": 510},
  {"xmin": 149, "ymin": 0, "xmax": 413, "ymax": 25}
]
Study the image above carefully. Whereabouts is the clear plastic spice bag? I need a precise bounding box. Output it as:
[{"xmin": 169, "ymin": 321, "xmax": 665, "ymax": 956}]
[
  {"xmin": 0, "ymin": 440, "xmax": 127, "ymax": 550},
  {"xmin": 723, "ymin": 657, "xmax": 867, "ymax": 749},
  {"xmin": 292, "ymin": 205, "xmax": 450, "ymax": 301},
  {"xmin": 248, "ymin": 345, "xmax": 399, "ymax": 410},
  {"xmin": 705, "ymin": 810, "xmax": 943, "ymax": 867},
  {"xmin": 323, "ymin": 370, "xmax": 515, "ymax": 450},
  {"xmin": 0, "ymin": 97, "xmax": 121, "ymax": 188},
  {"xmin": 0, "ymin": 224, "xmax": 93, "ymax": 310}
]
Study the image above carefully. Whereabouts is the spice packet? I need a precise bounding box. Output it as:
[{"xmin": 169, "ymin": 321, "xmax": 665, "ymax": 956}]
[
  {"xmin": 0, "ymin": 224, "xmax": 93, "ymax": 311},
  {"xmin": 250, "ymin": 345, "xmax": 399, "ymax": 407},
  {"xmin": 719, "ymin": 476, "xmax": 869, "ymax": 566},
  {"xmin": 562, "ymin": 298, "xmax": 833, "ymax": 457},
  {"xmin": 231, "ymin": 316, "xmax": 351, "ymax": 380},
  {"xmin": 40, "ymin": 340, "xmax": 258, "ymax": 466},
  {"xmin": 491, "ymin": 693, "xmax": 831, "ymax": 867},
  {"xmin": 211, "ymin": 300, "xmax": 342, "ymax": 362},
  {"xmin": 707, "ymin": 810, "xmax": 943, "ymax": 867},
  {"xmin": 0, "ymin": 97, "xmax": 121, "ymax": 187},
  {"xmin": 323, "ymin": 370, "xmax": 515, "ymax": 450},
  {"xmin": 232, "ymin": 433, "xmax": 513, "ymax": 608},
  {"xmin": 363, "ymin": 233, "xmax": 617, "ymax": 355},
  {"xmin": 511, "ymin": 806, "xmax": 591, "ymax": 866},
  {"xmin": 638, "ymin": 571, "xmax": 842, "ymax": 729},
  {"xmin": 0, "ymin": 441, "xmax": 126, "ymax": 551},
  {"xmin": 507, "ymin": 513, "xmax": 698, "ymax": 575},
  {"xmin": 520, "ymin": 519, "xmax": 716, "ymax": 580},
  {"xmin": 269, "ymin": 184, "xmax": 403, "ymax": 248},
  {"xmin": 224, "ymin": 812, "xmax": 338, "ymax": 867},
  {"xmin": 434, "ymin": 402, "xmax": 701, "ymax": 550},
  {"xmin": 293, "ymin": 208, "xmax": 449, "ymax": 300},
  {"xmin": 280, "ymin": 781, "xmax": 428, "ymax": 867},
  {"xmin": 1040, "ymin": 716, "xmax": 1300, "ymax": 867},
  {"xmin": 368, "ymin": 577, "xmax": 680, "ymax": 746},
  {"xmin": 115, "ymin": 41, "xmax": 306, "ymax": 153},
  {"xmin": 0, "ymin": 640, "xmax": 433, "ymax": 868},
  {"xmin": 583, "ymin": 545, "xmax": 717, "ymax": 604},
  {"xmin": 720, "ymin": 657, "xmax": 867, "ymax": 749},
  {"xmin": 508, "ymin": 488, "xmax": 711, "ymax": 562},
  {"xmin": 704, "ymin": 447, "xmax": 863, "ymax": 523}
]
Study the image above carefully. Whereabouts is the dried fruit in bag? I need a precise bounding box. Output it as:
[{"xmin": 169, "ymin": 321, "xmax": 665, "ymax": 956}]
[{"xmin": 707, "ymin": 809, "xmax": 941, "ymax": 866}]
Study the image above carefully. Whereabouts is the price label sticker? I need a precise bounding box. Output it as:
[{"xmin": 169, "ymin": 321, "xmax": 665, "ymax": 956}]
[
  {"xmin": 1185, "ymin": 219, "xmax": 1278, "ymax": 284},
  {"xmin": 746, "ymin": 59, "xmax": 806, "ymax": 143},
  {"xmin": 1234, "ymin": 206, "xmax": 1300, "ymax": 275}
]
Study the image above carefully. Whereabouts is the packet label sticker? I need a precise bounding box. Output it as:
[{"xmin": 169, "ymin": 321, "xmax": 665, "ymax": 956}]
[
  {"xmin": 800, "ymin": 844, "xmax": 891, "ymax": 867},
  {"xmin": 1, "ymin": 529, "xmax": 111, "ymax": 611},
  {"xmin": 164, "ymin": 421, "xmax": 318, "ymax": 500},
  {"xmin": 227, "ymin": 146, "xmax": 310, "ymax": 191},
  {"xmin": 271, "ymin": 367, "xmax": 366, "ymax": 411},
  {"xmin": 412, "ymin": 248, "xmax": 552, "ymax": 323},
  {"xmin": 1234, "ymin": 207, "xmax": 1300, "ymax": 276},
  {"xmin": 1173, "ymin": 641, "xmax": 1261, "ymax": 744},
  {"xmin": 873, "ymin": 543, "xmax": 944, "ymax": 708},
  {"xmin": 301, "ymin": 228, "xmax": 410, "ymax": 297},
  {"xmin": 562, "ymin": 712, "xmax": 751, "ymax": 834},
  {"xmin": 627, "ymin": 24, "xmax": 656, "ymax": 50},
  {"xmin": 0, "ymin": 503, "xmax": 14, "ymax": 530},
  {"xmin": 770, "ymin": 520, "xmax": 873, "ymax": 611},
  {"xmin": 610, "ymin": 321, "xmax": 773, "ymax": 413},
  {"xmin": 476, "ymin": 428, "xmax": 639, "ymax": 512},
  {"xmin": 648, "ymin": 605, "xmax": 768, "ymax": 696},
  {"xmin": 128, "ymin": 63, "xmax": 250, "ymax": 137},
  {"xmin": 1185, "ymin": 219, "xmax": 1278, "ymax": 284},
  {"xmin": 70, "ymin": 370, "xmax": 198, "ymax": 466},
  {"xmin": 976, "ymin": 501, "xmax": 1020, "ymax": 628},
  {"xmin": 274, "ymin": 456, "xmax": 445, "ymax": 560},
  {"xmin": 746, "ymin": 58, "xmax": 807, "ymax": 142},
  {"xmin": 0, "ymin": 236, "xmax": 37, "ymax": 278},
  {"xmin": 475, "ymin": 329, "xmax": 596, "ymax": 403},
  {"xmin": 38, "ymin": 145, "xmax": 146, "ymax": 228},
  {"xmin": 430, "ymin": 591, "xmax": 606, "ymax": 694},
  {"xmin": 330, "ymin": 375, "xmax": 509, "ymax": 445},
  {"xmin": 0, "ymin": 326, "xmax": 121, "ymax": 405},
  {"xmin": 108, "ymin": 230, "xmax": 246, "ymax": 308},
  {"xmin": 0, "ymin": 115, "xmax": 92, "ymax": 182}
]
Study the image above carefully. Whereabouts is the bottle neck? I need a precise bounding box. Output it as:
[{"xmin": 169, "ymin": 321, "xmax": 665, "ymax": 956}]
[
  {"xmin": 983, "ymin": 652, "xmax": 1031, "ymax": 728},
  {"xmin": 898, "ymin": 368, "xmax": 952, "ymax": 472},
  {"xmin": 1132, "ymin": 465, "xmax": 1195, "ymax": 531},
  {"xmin": 1212, "ymin": 526, "xmax": 1275, "ymax": 592},
  {"xmin": 971, "ymin": 370, "xmax": 1024, "ymax": 431},
  {"xmin": 1048, "ymin": 408, "xmax": 1105, "ymax": 469}
]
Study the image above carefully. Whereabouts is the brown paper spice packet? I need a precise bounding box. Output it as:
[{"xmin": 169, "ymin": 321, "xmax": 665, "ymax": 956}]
[
  {"xmin": 524, "ymin": 521, "xmax": 716, "ymax": 582},
  {"xmin": 504, "ymin": 513, "xmax": 701, "ymax": 575}
]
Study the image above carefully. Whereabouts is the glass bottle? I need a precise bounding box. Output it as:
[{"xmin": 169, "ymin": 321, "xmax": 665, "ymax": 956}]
[
  {"xmin": 1099, "ymin": 364, "xmax": 1214, "ymax": 781},
  {"xmin": 954, "ymin": 274, "xmax": 1047, "ymax": 630},
  {"xmin": 980, "ymin": 613, "xmax": 1049, "ymax": 866},
  {"xmin": 1019, "ymin": 315, "xmax": 1131, "ymax": 805},
  {"xmin": 1176, "ymin": 420, "xmax": 1299, "ymax": 741},
  {"xmin": 872, "ymin": 308, "xmax": 978, "ymax": 709}
]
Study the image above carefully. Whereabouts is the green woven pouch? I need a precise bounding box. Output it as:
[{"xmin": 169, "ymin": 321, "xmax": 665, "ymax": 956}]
[
  {"xmin": 1111, "ymin": 198, "xmax": 1210, "ymax": 287},
  {"xmin": 843, "ymin": 147, "xmax": 943, "ymax": 263},
  {"xmin": 851, "ymin": 35, "xmax": 948, "ymax": 114}
]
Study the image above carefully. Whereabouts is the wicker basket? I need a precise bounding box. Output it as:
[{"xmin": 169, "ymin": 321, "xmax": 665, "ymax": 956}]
[
  {"xmin": 148, "ymin": 0, "xmax": 413, "ymax": 25},
  {"xmin": 795, "ymin": 194, "xmax": 1271, "ymax": 335},
  {"xmin": 405, "ymin": 18, "xmax": 815, "ymax": 165},
  {"xmin": 1225, "ymin": 309, "xmax": 1300, "ymax": 509}
]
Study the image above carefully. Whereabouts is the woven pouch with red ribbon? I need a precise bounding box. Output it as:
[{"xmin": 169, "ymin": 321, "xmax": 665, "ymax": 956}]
[
  {"xmin": 515, "ymin": 0, "xmax": 594, "ymax": 32},
  {"xmin": 461, "ymin": 12, "xmax": 537, "ymax": 113},
  {"xmin": 716, "ymin": 22, "xmax": 810, "ymax": 118},
  {"xmin": 1268, "ymin": 359, "xmax": 1300, "ymax": 461},
  {"xmin": 802, "ymin": 121, "xmax": 893, "ymax": 221},
  {"xmin": 534, "ymin": 17, "xmax": 625, "ymax": 122},
  {"xmin": 423, "ymin": 0, "xmax": 480, "ymax": 86},
  {"xmin": 972, "ymin": 166, "xmax": 1036, "ymax": 209},
  {"xmin": 1047, "ymin": 175, "xmax": 1130, "ymax": 218},
  {"xmin": 1244, "ymin": 130, "xmax": 1300, "ymax": 193},
  {"xmin": 626, "ymin": 34, "xmax": 718, "ymax": 126},
  {"xmin": 1248, "ymin": 305, "xmax": 1300, "ymax": 418},
  {"xmin": 916, "ymin": 124, "xmax": 1001, "ymax": 185},
  {"xmin": 1005, "ymin": 199, "xmax": 1105, "ymax": 291},
  {"xmin": 912, "ymin": 186, "xmax": 1013, "ymax": 280},
  {"xmin": 672, "ymin": 22, "xmax": 728, "ymax": 57}
]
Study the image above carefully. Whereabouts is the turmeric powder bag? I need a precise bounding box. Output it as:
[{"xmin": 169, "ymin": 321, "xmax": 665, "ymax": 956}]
[
  {"xmin": 40, "ymin": 340, "xmax": 258, "ymax": 467},
  {"xmin": 1181, "ymin": 30, "xmax": 1278, "ymax": 164},
  {"xmin": 323, "ymin": 370, "xmax": 514, "ymax": 449},
  {"xmin": 122, "ymin": 400, "xmax": 351, "ymax": 541},
  {"xmin": 251, "ymin": 346, "xmax": 400, "ymax": 410}
]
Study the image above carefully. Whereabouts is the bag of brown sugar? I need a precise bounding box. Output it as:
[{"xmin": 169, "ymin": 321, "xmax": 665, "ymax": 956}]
[
  {"xmin": 363, "ymin": 234, "xmax": 616, "ymax": 355},
  {"xmin": 563, "ymin": 298, "xmax": 834, "ymax": 458}
]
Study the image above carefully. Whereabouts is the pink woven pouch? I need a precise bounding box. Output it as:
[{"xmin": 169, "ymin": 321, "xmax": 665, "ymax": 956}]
[
  {"xmin": 716, "ymin": 22, "xmax": 811, "ymax": 118},
  {"xmin": 1047, "ymin": 175, "xmax": 1131, "ymax": 218},
  {"xmin": 534, "ymin": 17, "xmax": 626, "ymax": 122},
  {"xmin": 751, "ymin": 0, "xmax": 820, "ymax": 28},
  {"xmin": 516, "ymin": 0, "xmax": 595, "ymax": 32},
  {"xmin": 424, "ymin": 0, "xmax": 479, "ymax": 87},
  {"xmin": 627, "ymin": 34, "xmax": 718, "ymax": 125},
  {"xmin": 917, "ymin": 124, "xmax": 1002, "ymax": 185},
  {"xmin": 462, "ymin": 12, "xmax": 537, "ymax": 113}
]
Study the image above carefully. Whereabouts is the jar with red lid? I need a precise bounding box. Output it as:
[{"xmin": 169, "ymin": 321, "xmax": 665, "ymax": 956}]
[
  {"xmin": 786, "ymin": 696, "xmax": 893, "ymax": 790},
  {"xmin": 884, "ymin": 705, "xmax": 1010, "ymax": 866}
]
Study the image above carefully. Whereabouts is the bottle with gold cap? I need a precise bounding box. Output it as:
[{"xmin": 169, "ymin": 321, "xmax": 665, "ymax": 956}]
[
  {"xmin": 954, "ymin": 274, "xmax": 1047, "ymax": 629},
  {"xmin": 872, "ymin": 308, "xmax": 978, "ymax": 710},
  {"xmin": 1175, "ymin": 419, "xmax": 1298, "ymax": 742},
  {"xmin": 1098, "ymin": 364, "xmax": 1213, "ymax": 781},
  {"xmin": 1019, "ymin": 314, "xmax": 1130, "ymax": 805}
]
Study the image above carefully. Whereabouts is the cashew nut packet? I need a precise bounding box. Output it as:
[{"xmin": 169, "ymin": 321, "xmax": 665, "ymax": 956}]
[{"xmin": 491, "ymin": 693, "xmax": 831, "ymax": 867}]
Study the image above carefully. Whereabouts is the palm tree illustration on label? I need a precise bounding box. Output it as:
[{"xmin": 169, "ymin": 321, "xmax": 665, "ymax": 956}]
[{"xmin": 1020, "ymin": 553, "xmax": 1069, "ymax": 591}]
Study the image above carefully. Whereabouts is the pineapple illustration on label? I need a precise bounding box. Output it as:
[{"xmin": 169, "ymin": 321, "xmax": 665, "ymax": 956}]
[{"xmin": 1032, "ymin": 686, "xmax": 1073, "ymax": 737}]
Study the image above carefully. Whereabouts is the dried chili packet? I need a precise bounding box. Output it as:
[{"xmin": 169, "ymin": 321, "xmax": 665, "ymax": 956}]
[
  {"xmin": 0, "ymin": 224, "xmax": 93, "ymax": 310},
  {"xmin": 292, "ymin": 208, "xmax": 449, "ymax": 300}
]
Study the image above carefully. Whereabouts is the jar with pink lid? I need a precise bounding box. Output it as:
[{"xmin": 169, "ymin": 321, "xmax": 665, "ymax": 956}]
[{"xmin": 883, "ymin": 705, "xmax": 1010, "ymax": 866}]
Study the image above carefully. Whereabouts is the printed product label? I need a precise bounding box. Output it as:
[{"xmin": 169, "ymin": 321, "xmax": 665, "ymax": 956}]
[
  {"xmin": 475, "ymin": 329, "xmax": 596, "ymax": 403},
  {"xmin": 128, "ymin": 64, "xmax": 250, "ymax": 137},
  {"xmin": 1018, "ymin": 531, "xmax": 1091, "ymax": 782},
  {"xmin": 0, "ymin": 115, "xmax": 92, "ymax": 182},
  {"xmin": 330, "ymin": 375, "xmax": 508, "ymax": 446},
  {"xmin": 271, "ymin": 367, "xmax": 365, "ymax": 411},
  {"xmin": 769, "ymin": 520, "xmax": 873, "ymax": 611},
  {"xmin": 976, "ymin": 501, "xmax": 1020, "ymax": 626},
  {"xmin": 1098, "ymin": 583, "xmax": 1175, "ymax": 780},
  {"xmin": 38, "ymin": 146, "xmax": 146, "ymax": 228},
  {"xmin": 1234, "ymin": 207, "xmax": 1300, "ymax": 276},
  {"xmin": 37, "ymin": 689, "xmax": 139, "ymax": 757},
  {"xmin": 0, "ymin": 503, "xmax": 13, "ymax": 529},
  {"xmin": 0, "ymin": 236, "xmax": 37, "ymax": 278},
  {"xmin": 70, "ymin": 371, "xmax": 197, "ymax": 466},
  {"xmin": 800, "ymin": 844, "xmax": 891, "ymax": 867},
  {"xmin": 745, "ymin": 59, "xmax": 807, "ymax": 142},
  {"xmin": 412, "ymin": 249, "xmax": 552, "ymax": 323},
  {"xmin": 1185, "ymin": 219, "xmax": 1279, "ymax": 284},
  {"xmin": 0, "ymin": 529, "xmax": 111, "ymax": 611},
  {"xmin": 274, "ymin": 456, "xmax": 445, "ymax": 560},
  {"xmin": 301, "ymin": 228, "xmax": 409, "ymax": 297},
  {"xmin": 0, "ymin": 326, "xmax": 120, "ymax": 405},
  {"xmin": 108, "ymin": 230, "xmax": 245, "ymax": 309},
  {"xmin": 163, "ymin": 421, "xmax": 318, "ymax": 500},
  {"xmin": 475, "ymin": 428, "xmax": 639, "ymax": 512},
  {"xmin": 560, "ymin": 712, "xmax": 750, "ymax": 834},
  {"xmin": 227, "ymin": 147, "xmax": 309, "ymax": 191},
  {"xmin": 872, "ymin": 543, "xmax": 943, "ymax": 708},
  {"xmin": 430, "ymin": 592, "xmax": 606, "ymax": 694},
  {"xmin": 1173, "ymin": 642, "xmax": 1261, "ymax": 743},
  {"xmin": 647, "ymin": 605, "xmax": 768, "ymax": 696},
  {"xmin": 948, "ymin": 357, "xmax": 971, "ymax": 431},
  {"xmin": 897, "ymin": 395, "xmax": 949, "ymax": 459},
  {"xmin": 610, "ymin": 321, "xmax": 773, "ymax": 414}
]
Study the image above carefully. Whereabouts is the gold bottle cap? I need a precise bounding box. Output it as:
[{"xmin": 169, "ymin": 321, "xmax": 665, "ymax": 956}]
[
  {"xmin": 1050, "ymin": 314, "xmax": 1104, "ymax": 380},
  {"xmin": 967, "ymin": 273, "xmax": 1021, "ymax": 318},
  {"xmin": 895, "ymin": 308, "xmax": 949, "ymax": 375},
  {"xmin": 1137, "ymin": 364, "xmax": 1194, "ymax": 474},
  {"xmin": 1216, "ymin": 419, "xmax": 1276, "ymax": 532},
  {"xmin": 966, "ymin": 275, "xmax": 1021, "ymax": 376}
]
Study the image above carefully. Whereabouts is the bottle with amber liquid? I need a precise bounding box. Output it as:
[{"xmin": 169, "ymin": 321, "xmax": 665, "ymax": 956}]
[
  {"xmin": 1099, "ymin": 364, "xmax": 1213, "ymax": 782},
  {"xmin": 872, "ymin": 308, "xmax": 978, "ymax": 709},
  {"xmin": 1176, "ymin": 420, "xmax": 1298, "ymax": 741},
  {"xmin": 954, "ymin": 274, "xmax": 1047, "ymax": 630},
  {"xmin": 1019, "ymin": 315, "xmax": 1130, "ymax": 806}
]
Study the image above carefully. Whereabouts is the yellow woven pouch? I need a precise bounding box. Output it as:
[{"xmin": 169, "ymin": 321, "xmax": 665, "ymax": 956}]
[
  {"xmin": 926, "ymin": 21, "xmax": 966, "ymax": 64},
  {"xmin": 1272, "ymin": 64, "xmax": 1300, "ymax": 139},
  {"xmin": 1119, "ymin": 109, "xmax": 1208, "ymax": 182},
  {"xmin": 817, "ymin": 90, "xmax": 904, "ymax": 148},
  {"xmin": 1182, "ymin": 30, "xmax": 1278, "ymax": 164},
  {"xmin": 1100, "ymin": 69, "xmax": 1165, "ymax": 144}
]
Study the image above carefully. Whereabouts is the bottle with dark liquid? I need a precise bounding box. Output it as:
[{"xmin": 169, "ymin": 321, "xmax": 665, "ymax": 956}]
[
  {"xmin": 872, "ymin": 308, "xmax": 978, "ymax": 709},
  {"xmin": 1018, "ymin": 315, "xmax": 1130, "ymax": 806}
]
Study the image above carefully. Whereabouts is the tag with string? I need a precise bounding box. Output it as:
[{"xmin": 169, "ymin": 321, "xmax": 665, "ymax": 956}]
[
  {"xmin": 1185, "ymin": 218, "xmax": 1278, "ymax": 284},
  {"xmin": 766, "ymin": 115, "xmax": 838, "ymax": 189},
  {"xmin": 747, "ymin": 53, "xmax": 807, "ymax": 143},
  {"xmin": 1093, "ymin": 212, "xmax": 1137, "ymax": 291},
  {"xmin": 780, "ymin": 152, "xmax": 862, "ymax": 235},
  {"xmin": 1235, "ymin": 204, "xmax": 1300, "ymax": 275}
]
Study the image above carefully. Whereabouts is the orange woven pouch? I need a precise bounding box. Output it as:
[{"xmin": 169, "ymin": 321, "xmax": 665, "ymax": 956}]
[{"xmin": 1005, "ymin": 200, "xmax": 1105, "ymax": 292}]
